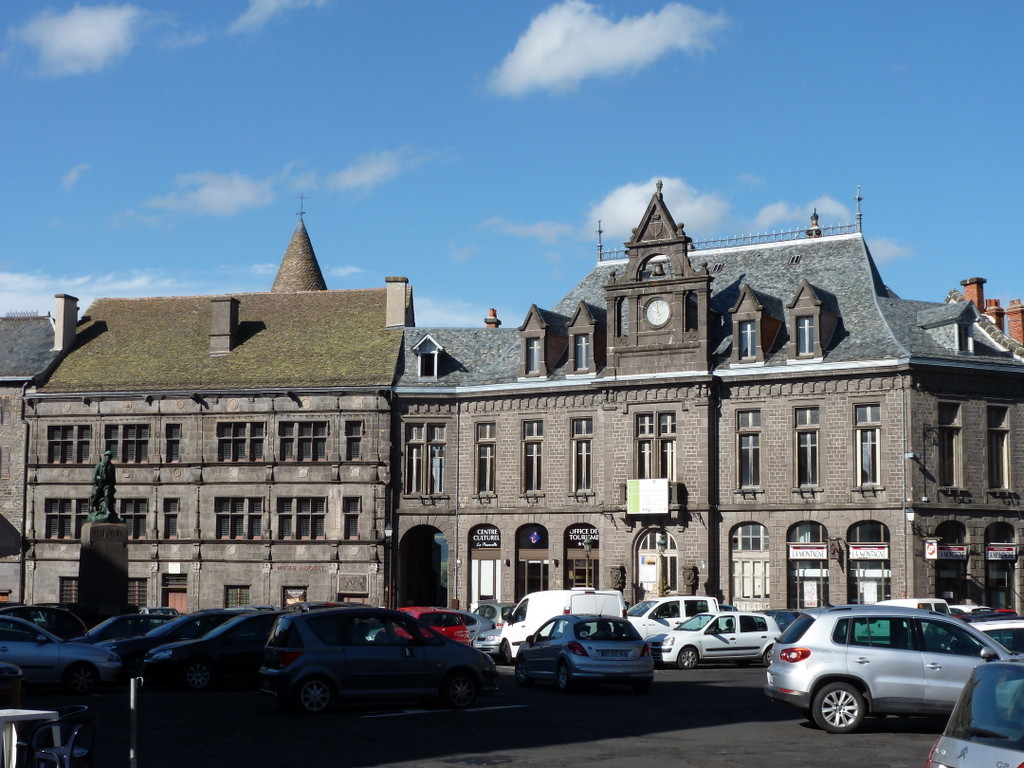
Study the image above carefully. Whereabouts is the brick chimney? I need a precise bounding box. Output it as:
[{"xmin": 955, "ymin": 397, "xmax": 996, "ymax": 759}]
[
  {"xmin": 484, "ymin": 308, "xmax": 501, "ymax": 329},
  {"xmin": 52, "ymin": 294, "xmax": 79, "ymax": 352},
  {"xmin": 985, "ymin": 299, "xmax": 1006, "ymax": 333},
  {"xmin": 1006, "ymin": 299, "xmax": 1024, "ymax": 344},
  {"xmin": 961, "ymin": 277, "xmax": 986, "ymax": 309},
  {"xmin": 209, "ymin": 297, "xmax": 239, "ymax": 355},
  {"xmin": 384, "ymin": 276, "xmax": 411, "ymax": 329}
]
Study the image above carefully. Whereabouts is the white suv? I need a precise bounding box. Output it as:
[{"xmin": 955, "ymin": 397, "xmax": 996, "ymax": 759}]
[
  {"xmin": 652, "ymin": 611, "xmax": 779, "ymax": 669},
  {"xmin": 765, "ymin": 605, "xmax": 1015, "ymax": 733}
]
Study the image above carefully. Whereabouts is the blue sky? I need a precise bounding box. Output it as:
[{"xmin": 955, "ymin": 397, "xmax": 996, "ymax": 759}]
[{"xmin": 2, "ymin": 1, "xmax": 1022, "ymax": 328}]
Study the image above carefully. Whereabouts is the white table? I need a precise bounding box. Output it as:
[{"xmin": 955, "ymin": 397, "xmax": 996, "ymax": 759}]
[{"xmin": 0, "ymin": 708, "xmax": 57, "ymax": 768}]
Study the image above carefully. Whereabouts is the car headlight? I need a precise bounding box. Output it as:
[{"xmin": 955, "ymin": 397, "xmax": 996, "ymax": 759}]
[
  {"xmin": 105, "ymin": 651, "xmax": 121, "ymax": 663},
  {"xmin": 147, "ymin": 649, "xmax": 174, "ymax": 662},
  {"xmin": 661, "ymin": 636, "xmax": 675, "ymax": 649}
]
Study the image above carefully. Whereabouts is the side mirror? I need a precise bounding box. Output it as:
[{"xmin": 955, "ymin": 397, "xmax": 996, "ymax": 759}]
[
  {"xmin": 35, "ymin": 633, "xmax": 50, "ymax": 645},
  {"xmin": 981, "ymin": 647, "xmax": 998, "ymax": 661}
]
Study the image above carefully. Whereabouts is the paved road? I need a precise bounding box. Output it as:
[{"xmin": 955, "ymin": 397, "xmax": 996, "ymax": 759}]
[{"xmin": 22, "ymin": 665, "xmax": 944, "ymax": 768}]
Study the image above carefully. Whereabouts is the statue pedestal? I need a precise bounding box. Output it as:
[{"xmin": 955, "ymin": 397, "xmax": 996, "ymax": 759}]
[{"xmin": 78, "ymin": 522, "xmax": 129, "ymax": 625}]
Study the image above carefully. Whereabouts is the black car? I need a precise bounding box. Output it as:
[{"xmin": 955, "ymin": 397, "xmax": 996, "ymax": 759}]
[
  {"xmin": 97, "ymin": 610, "xmax": 246, "ymax": 675},
  {"xmin": 142, "ymin": 610, "xmax": 287, "ymax": 690},
  {"xmin": 0, "ymin": 605, "xmax": 88, "ymax": 640},
  {"xmin": 70, "ymin": 613, "xmax": 175, "ymax": 644}
]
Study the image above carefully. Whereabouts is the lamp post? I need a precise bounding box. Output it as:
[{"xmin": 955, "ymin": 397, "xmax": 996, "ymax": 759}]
[
  {"xmin": 582, "ymin": 536, "xmax": 594, "ymax": 588},
  {"xmin": 656, "ymin": 532, "xmax": 668, "ymax": 597}
]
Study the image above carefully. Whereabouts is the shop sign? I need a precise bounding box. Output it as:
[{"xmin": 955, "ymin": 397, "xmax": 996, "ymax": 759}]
[
  {"xmin": 938, "ymin": 545, "xmax": 968, "ymax": 560},
  {"xmin": 471, "ymin": 524, "xmax": 501, "ymax": 549},
  {"xmin": 987, "ymin": 545, "xmax": 1018, "ymax": 561},
  {"xmin": 924, "ymin": 539, "xmax": 939, "ymax": 560},
  {"xmin": 567, "ymin": 525, "xmax": 599, "ymax": 548},
  {"xmin": 848, "ymin": 545, "xmax": 888, "ymax": 560},
  {"xmin": 626, "ymin": 479, "xmax": 669, "ymax": 515},
  {"xmin": 788, "ymin": 544, "xmax": 827, "ymax": 560}
]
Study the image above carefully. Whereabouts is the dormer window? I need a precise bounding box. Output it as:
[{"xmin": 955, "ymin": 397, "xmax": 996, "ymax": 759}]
[
  {"xmin": 729, "ymin": 284, "xmax": 780, "ymax": 365},
  {"xmin": 573, "ymin": 333, "xmax": 591, "ymax": 371},
  {"xmin": 957, "ymin": 323, "xmax": 973, "ymax": 353},
  {"xmin": 412, "ymin": 335, "xmax": 443, "ymax": 380},
  {"xmin": 795, "ymin": 315, "xmax": 816, "ymax": 356},
  {"xmin": 525, "ymin": 337, "xmax": 542, "ymax": 374},
  {"xmin": 787, "ymin": 279, "xmax": 834, "ymax": 361},
  {"xmin": 738, "ymin": 320, "xmax": 757, "ymax": 359}
]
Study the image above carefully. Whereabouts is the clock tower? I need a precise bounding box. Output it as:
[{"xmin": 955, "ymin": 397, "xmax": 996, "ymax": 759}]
[{"xmin": 604, "ymin": 181, "xmax": 713, "ymax": 376}]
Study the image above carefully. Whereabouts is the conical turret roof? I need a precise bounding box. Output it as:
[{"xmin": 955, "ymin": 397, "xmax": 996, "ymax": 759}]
[{"xmin": 272, "ymin": 218, "xmax": 327, "ymax": 292}]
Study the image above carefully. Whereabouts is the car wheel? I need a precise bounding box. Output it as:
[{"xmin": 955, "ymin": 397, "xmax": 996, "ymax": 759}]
[
  {"xmin": 514, "ymin": 658, "xmax": 533, "ymax": 687},
  {"xmin": 183, "ymin": 659, "xmax": 214, "ymax": 691},
  {"xmin": 293, "ymin": 676, "xmax": 333, "ymax": 714},
  {"xmin": 812, "ymin": 682, "xmax": 866, "ymax": 734},
  {"xmin": 440, "ymin": 671, "xmax": 478, "ymax": 709},
  {"xmin": 676, "ymin": 646, "xmax": 699, "ymax": 670},
  {"xmin": 63, "ymin": 662, "xmax": 99, "ymax": 694},
  {"xmin": 499, "ymin": 640, "xmax": 513, "ymax": 666},
  {"xmin": 556, "ymin": 662, "xmax": 573, "ymax": 692},
  {"xmin": 761, "ymin": 646, "xmax": 773, "ymax": 667}
]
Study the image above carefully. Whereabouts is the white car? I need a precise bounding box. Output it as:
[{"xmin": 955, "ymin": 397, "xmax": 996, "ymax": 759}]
[
  {"xmin": 651, "ymin": 611, "xmax": 780, "ymax": 669},
  {"xmin": 971, "ymin": 617, "xmax": 1024, "ymax": 653}
]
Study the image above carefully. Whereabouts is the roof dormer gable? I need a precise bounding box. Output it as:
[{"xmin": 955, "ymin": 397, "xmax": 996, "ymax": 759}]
[
  {"xmin": 787, "ymin": 279, "xmax": 837, "ymax": 360},
  {"xmin": 729, "ymin": 284, "xmax": 782, "ymax": 364},
  {"xmin": 412, "ymin": 333, "xmax": 445, "ymax": 379}
]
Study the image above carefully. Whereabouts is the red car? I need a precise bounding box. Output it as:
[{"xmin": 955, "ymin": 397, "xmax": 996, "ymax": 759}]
[{"xmin": 398, "ymin": 607, "xmax": 471, "ymax": 644}]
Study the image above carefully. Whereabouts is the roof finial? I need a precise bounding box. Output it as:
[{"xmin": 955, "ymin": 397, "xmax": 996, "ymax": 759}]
[
  {"xmin": 297, "ymin": 193, "xmax": 307, "ymax": 220},
  {"xmin": 656, "ymin": 179, "xmax": 663, "ymax": 198},
  {"xmin": 596, "ymin": 220, "xmax": 604, "ymax": 260},
  {"xmin": 855, "ymin": 185, "xmax": 863, "ymax": 232}
]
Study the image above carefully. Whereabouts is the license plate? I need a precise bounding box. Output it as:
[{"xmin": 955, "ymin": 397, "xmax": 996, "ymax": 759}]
[{"xmin": 600, "ymin": 650, "xmax": 629, "ymax": 658}]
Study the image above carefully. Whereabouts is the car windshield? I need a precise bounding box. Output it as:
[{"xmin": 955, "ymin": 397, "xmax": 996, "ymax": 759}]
[
  {"xmin": 776, "ymin": 612, "xmax": 817, "ymax": 644},
  {"xmin": 674, "ymin": 614, "xmax": 714, "ymax": 631},
  {"xmin": 574, "ymin": 619, "xmax": 638, "ymax": 641},
  {"xmin": 945, "ymin": 665, "xmax": 1024, "ymax": 749},
  {"xmin": 627, "ymin": 600, "xmax": 659, "ymax": 617}
]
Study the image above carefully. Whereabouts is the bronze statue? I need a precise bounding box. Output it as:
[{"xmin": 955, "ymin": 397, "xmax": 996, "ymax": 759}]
[{"xmin": 87, "ymin": 450, "xmax": 120, "ymax": 523}]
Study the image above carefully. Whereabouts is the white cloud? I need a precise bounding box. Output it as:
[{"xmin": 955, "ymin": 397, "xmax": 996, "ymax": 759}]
[
  {"xmin": 448, "ymin": 243, "xmax": 479, "ymax": 265},
  {"xmin": 754, "ymin": 195, "xmax": 851, "ymax": 230},
  {"xmin": 489, "ymin": 1, "xmax": 728, "ymax": 96},
  {"xmin": 144, "ymin": 171, "xmax": 275, "ymax": 217},
  {"xmin": 587, "ymin": 177, "xmax": 729, "ymax": 244},
  {"xmin": 868, "ymin": 237, "xmax": 913, "ymax": 264},
  {"xmin": 62, "ymin": 164, "xmax": 91, "ymax": 190},
  {"xmin": 0, "ymin": 268, "xmax": 188, "ymax": 316},
  {"xmin": 479, "ymin": 217, "xmax": 576, "ymax": 245},
  {"xmin": 227, "ymin": 0, "xmax": 329, "ymax": 35},
  {"xmin": 326, "ymin": 147, "xmax": 437, "ymax": 195},
  {"xmin": 16, "ymin": 4, "xmax": 144, "ymax": 76},
  {"xmin": 328, "ymin": 265, "xmax": 364, "ymax": 278},
  {"xmin": 413, "ymin": 296, "xmax": 505, "ymax": 328}
]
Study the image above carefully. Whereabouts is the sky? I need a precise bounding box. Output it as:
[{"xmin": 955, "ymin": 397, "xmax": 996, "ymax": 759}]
[{"xmin": 2, "ymin": 1, "xmax": 1023, "ymax": 328}]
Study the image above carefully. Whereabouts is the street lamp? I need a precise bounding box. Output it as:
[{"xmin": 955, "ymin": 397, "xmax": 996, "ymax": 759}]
[
  {"xmin": 656, "ymin": 532, "xmax": 668, "ymax": 597},
  {"xmin": 582, "ymin": 536, "xmax": 594, "ymax": 588}
]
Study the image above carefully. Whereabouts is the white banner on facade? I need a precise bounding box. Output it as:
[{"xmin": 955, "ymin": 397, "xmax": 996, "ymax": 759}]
[
  {"xmin": 638, "ymin": 554, "xmax": 658, "ymax": 583},
  {"xmin": 789, "ymin": 544, "xmax": 827, "ymax": 560},
  {"xmin": 938, "ymin": 545, "xmax": 968, "ymax": 560},
  {"xmin": 987, "ymin": 545, "xmax": 1017, "ymax": 561},
  {"xmin": 626, "ymin": 479, "xmax": 669, "ymax": 515},
  {"xmin": 848, "ymin": 545, "xmax": 889, "ymax": 560}
]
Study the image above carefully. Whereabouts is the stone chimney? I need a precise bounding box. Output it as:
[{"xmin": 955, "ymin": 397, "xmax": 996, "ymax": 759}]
[
  {"xmin": 385, "ymin": 276, "xmax": 410, "ymax": 329},
  {"xmin": 1006, "ymin": 299, "xmax": 1024, "ymax": 344},
  {"xmin": 985, "ymin": 299, "xmax": 1006, "ymax": 333},
  {"xmin": 484, "ymin": 308, "xmax": 501, "ymax": 329},
  {"xmin": 961, "ymin": 277, "xmax": 986, "ymax": 309},
  {"xmin": 52, "ymin": 294, "xmax": 79, "ymax": 352},
  {"xmin": 209, "ymin": 297, "xmax": 239, "ymax": 355}
]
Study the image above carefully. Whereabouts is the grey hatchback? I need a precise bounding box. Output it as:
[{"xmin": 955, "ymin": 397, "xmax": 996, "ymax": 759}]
[{"xmin": 259, "ymin": 607, "xmax": 499, "ymax": 714}]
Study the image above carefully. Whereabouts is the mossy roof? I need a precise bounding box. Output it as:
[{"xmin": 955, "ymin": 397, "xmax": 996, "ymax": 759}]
[{"xmin": 40, "ymin": 289, "xmax": 403, "ymax": 393}]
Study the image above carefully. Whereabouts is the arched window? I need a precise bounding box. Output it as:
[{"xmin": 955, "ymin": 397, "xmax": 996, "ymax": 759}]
[
  {"xmin": 847, "ymin": 520, "xmax": 890, "ymax": 604},
  {"xmin": 985, "ymin": 522, "xmax": 1015, "ymax": 610},
  {"xmin": 787, "ymin": 522, "xmax": 829, "ymax": 608},
  {"xmin": 934, "ymin": 520, "xmax": 968, "ymax": 604},
  {"xmin": 636, "ymin": 529, "xmax": 677, "ymax": 601},
  {"xmin": 731, "ymin": 522, "xmax": 769, "ymax": 609}
]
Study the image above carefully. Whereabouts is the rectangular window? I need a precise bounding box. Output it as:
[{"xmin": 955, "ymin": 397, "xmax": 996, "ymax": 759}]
[
  {"xmin": 163, "ymin": 498, "xmax": 179, "ymax": 539},
  {"xmin": 525, "ymin": 338, "xmax": 541, "ymax": 374},
  {"xmin": 165, "ymin": 423, "xmax": 181, "ymax": 463},
  {"xmin": 345, "ymin": 421, "xmax": 362, "ymax": 461},
  {"xmin": 572, "ymin": 417, "xmax": 593, "ymax": 492},
  {"xmin": 795, "ymin": 407, "xmax": 820, "ymax": 487},
  {"xmin": 796, "ymin": 316, "xmax": 816, "ymax": 356},
  {"xmin": 523, "ymin": 420, "xmax": 543, "ymax": 492},
  {"xmin": 738, "ymin": 320, "xmax": 757, "ymax": 359},
  {"xmin": 988, "ymin": 406, "xmax": 1010, "ymax": 489},
  {"xmin": 855, "ymin": 404, "xmax": 881, "ymax": 485},
  {"xmin": 343, "ymin": 497, "xmax": 360, "ymax": 540},
  {"xmin": 277, "ymin": 498, "xmax": 326, "ymax": 540},
  {"xmin": 127, "ymin": 578, "xmax": 147, "ymax": 607},
  {"xmin": 636, "ymin": 412, "xmax": 676, "ymax": 480},
  {"xmin": 475, "ymin": 422, "xmax": 496, "ymax": 495},
  {"xmin": 224, "ymin": 585, "xmax": 250, "ymax": 609},
  {"xmin": 738, "ymin": 410, "xmax": 761, "ymax": 488},
  {"xmin": 573, "ymin": 334, "xmax": 591, "ymax": 371},
  {"xmin": 0, "ymin": 446, "xmax": 9, "ymax": 481},
  {"xmin": 216, "ymin": 422, "xmax": 265, "ymax": 462},
  {"xmin": 104, "ymin": 424, "xmax": 149, "ymax": 463},
  {"xmin": 937, "ymin": 403, "xmax": 961, "ymax": 487},
  {"xmin": 279, "ymin": 421, "xmax": 328, "ymax": 462},
  {"xmin": 46, "ymin": 425, "xmax": 91, "ymax": 464},
  {"xmin": 45, "ymin": 499, "xmax": 75, "ymax": 539},
  {"xmin": 215, "ymin": 498, "xmax": 263, "ymax": 540},
  {"xmin": 59, "ymin": 577, "xmax": 79, "ymax": 605},
  {"xmin": 120, "ymin": 499, "xmax": 148, "ymax": 539},
  {"xmin": 404, "ymin": 423, "xmax": 446, "ymax": 495}
]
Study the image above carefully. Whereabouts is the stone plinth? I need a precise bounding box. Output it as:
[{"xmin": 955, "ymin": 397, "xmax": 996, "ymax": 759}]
[{"xmin": 78, "ymin": 522, "xmax": 129, "ymax": 623}]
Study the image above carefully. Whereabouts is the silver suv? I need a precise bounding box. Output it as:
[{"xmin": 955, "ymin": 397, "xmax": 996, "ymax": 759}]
[{"xmin": 764, "ymin": 605, "xmax": 1015, "ymax": 733}]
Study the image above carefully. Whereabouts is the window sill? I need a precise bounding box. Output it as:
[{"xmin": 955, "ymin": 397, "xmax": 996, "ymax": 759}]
[
  {"xmin": 472, "ymin": 493, "xmax": 497, "ymax": 504},
  {"xmin": 851, "ymin": 485, "xmax": 885, "ymax": 495},
  {"xmin": 987, "ymin": 488, "xmax": 1016, "ymax": 499},
  {"xmin": 791, "ymin": 487, "xmax": 822, "ymax": 497},
  {"xmin": 567, "ymin": 491, "xmax": 595, "ymax": 502},
  {"xmin": 733, "ymin": 488, "xmax": 763, "ymax": 498}
]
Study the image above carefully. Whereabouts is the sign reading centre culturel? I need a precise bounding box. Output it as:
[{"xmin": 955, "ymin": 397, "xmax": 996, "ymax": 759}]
[{"xmin": 626, "ymin": 479, "xmax": 669, "ymax": 515}]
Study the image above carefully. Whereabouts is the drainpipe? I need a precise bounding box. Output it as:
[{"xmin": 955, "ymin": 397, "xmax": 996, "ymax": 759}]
[{"xmin": 18, "ymin": 381, "xmax": 30, "ymax": 603}]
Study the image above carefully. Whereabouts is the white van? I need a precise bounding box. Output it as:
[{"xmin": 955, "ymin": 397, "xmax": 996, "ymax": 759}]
[
  {"xmin": 626, "ymin": 595, "xmax": 721, "ymax": 639},
  {"xmin": 877, "ymin": 597, "xmax": 951, "ymax": 614},
  {"xmin": 497, "ymin": 588, "xmax": 627, "ymax": 663}
]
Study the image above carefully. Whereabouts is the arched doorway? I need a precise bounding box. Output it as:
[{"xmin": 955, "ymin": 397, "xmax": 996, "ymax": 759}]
[
  {"xmin": 564, "ymin": 523, "xmax": 599, "ymax": 588},
  {"xmin": 730, "ymin": 522, "xmax": 769, "ymax": 610},
  {"xmin": 847, "ymin": 520, "xmax": 890, "ymax": 604},
  {"xmin": 787, "ymin": 521, "xmax": 829, "ymax": 608},
  {"xmin": 635, "ymin": 529, "xmax": 677, "ymax": 602},
  {"xmin": 468, "ymin": 523, "xmax": 503, "ymax": 606},
  {"xmin": 398, "ymin": 525, "xmax": 449, "ymax": 607},
  {"xmin": 515, "ymin": 523, "xmax": 550, "ymax": 600},
  {"xmin": 935, "ymin": 520, "xmax": 968, "ymax": 603},
  {"xmin": 986, "ymin": 522, "xmax": 1015, "ymax": 609}
]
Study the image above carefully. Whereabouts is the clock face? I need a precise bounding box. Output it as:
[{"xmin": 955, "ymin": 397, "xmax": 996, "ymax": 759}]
[{"xmin": 646, "ymin": 298, "xmax": 670, "ymax": 326}]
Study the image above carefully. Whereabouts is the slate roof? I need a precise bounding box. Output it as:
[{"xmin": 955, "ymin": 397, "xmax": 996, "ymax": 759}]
[
  {"xmin": 399, "ymin": 328, "xmax": 521, "ymax": 388},
  {"xmin": 0, "ymin": 316, "xmax": 60, "ymax": 380},
  {"xmin": 272, "ymin": 219, "xmax": 327, "ymax": 292},
  {"xmin": 39, "ymin": 290, "xmax": 404, "ymax": 393}
]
